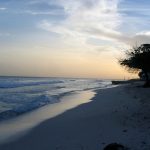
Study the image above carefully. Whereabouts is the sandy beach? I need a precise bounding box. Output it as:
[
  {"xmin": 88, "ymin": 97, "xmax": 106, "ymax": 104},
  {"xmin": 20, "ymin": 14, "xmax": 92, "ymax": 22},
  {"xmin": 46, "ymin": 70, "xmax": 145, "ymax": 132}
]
[
  {"xmin": 0, "ymin": 83, "xmax": 150, "ymax": 150},
  {"xmin": 1, "ymin": 0, "xmax": 150, "ymax": 149}
]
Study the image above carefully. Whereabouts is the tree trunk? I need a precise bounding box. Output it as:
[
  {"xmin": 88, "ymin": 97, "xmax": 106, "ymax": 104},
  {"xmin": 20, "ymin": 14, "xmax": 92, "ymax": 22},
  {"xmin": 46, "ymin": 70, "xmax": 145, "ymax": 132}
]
[{"xmin": 143, "ymin": 71, "xmax": 150, "ymax": 87}]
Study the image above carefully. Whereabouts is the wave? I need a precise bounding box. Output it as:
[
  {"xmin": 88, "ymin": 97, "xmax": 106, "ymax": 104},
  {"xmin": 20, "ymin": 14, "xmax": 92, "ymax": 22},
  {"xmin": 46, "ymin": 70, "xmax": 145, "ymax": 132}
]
[
  {"xmin": 0, "ymin": 80, "xmax": 64, "ymax": 88},
  {"xmin": 0, "ymin": 91, "xmax": 73, "ymax": 121},
  {"xmin": 0, "ymin": 77, "xmax": 112, "ymax": 121}
]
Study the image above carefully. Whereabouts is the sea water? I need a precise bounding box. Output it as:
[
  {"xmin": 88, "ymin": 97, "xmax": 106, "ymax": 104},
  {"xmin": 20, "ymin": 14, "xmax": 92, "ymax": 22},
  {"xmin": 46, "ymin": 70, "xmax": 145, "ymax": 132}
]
[
  {"xmin": 0, "ymin": 76, "xmax": 115, "ymax": 144},
  {"xmin": 0, "ymin": 76, "xmax": 112, "ymax": 121}
]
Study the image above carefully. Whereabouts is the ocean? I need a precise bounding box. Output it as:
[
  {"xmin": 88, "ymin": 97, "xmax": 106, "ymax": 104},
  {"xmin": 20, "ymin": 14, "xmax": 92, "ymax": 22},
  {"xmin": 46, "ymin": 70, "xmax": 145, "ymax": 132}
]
[{"xmin": 0, "ymin": 76, "xmax": 112, "ymax": 121}]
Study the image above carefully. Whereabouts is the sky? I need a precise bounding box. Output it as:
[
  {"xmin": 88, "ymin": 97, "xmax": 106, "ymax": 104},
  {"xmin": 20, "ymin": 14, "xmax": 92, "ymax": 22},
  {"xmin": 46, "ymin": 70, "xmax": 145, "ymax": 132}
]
[{"xmin": 0, "ymin": 0, "xmax": 150, "ymax": 79}]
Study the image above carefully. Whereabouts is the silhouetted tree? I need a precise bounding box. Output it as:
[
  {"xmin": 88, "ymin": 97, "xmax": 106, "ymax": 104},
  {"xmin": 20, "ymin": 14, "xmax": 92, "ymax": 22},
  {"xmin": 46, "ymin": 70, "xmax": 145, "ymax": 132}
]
[{"xmin": 119, "ymin": 44, "xmax": 150, "ymax": 87}]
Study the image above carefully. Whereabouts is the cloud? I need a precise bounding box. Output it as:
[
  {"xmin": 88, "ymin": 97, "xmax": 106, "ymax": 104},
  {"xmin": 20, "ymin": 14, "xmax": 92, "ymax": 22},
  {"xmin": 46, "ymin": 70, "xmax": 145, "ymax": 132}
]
[
  {"xmin": 38, "ymin": 0, "xmax": 122, "ymax": 43},
  {"xmin": 29, "ymin": 1, "xmax": 64, "ymax": 11},
  {"xmin": 13, "ymin": 0, "xmax": 150, "ymax": 51},
  {"xmin": 25, "ymin": 10, "xmax": 63, "ymax": 16},
  {"xmin": 128, "ymin": 31, "xmax": 150, "ymax": 46},
  {"xmin": 0, "ymin": 7, "xmax": 6, "ymax": 10},
  {"xmin": 27, "ymin": 1, "xmax": 65, "ymax": 15},
  {"xmin": 136, "ymin": 31, "xmax": 150, "ymax": 36},
  {"xmin": 96, "ymin": 46, "xmax": 118, "ymax": 53},
  {"xmin": 0, "ymin": 0, "xmax": 66, "ymax": 17}
]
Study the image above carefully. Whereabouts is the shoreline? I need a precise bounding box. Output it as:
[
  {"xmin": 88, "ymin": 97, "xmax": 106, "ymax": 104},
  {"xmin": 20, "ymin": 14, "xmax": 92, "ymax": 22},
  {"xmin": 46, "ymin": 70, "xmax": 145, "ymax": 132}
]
[
  {"xmin": 0, "ymin": 90, "xmax": 95, "ymax": 144},
  {"xmin": 0, "ymin": 84, "xmax": 150, "ymax": 150}
]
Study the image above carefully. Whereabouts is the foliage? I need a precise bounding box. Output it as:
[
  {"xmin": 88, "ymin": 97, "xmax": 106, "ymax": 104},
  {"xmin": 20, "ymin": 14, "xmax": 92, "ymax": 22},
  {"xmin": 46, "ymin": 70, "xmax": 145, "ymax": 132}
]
[{"xmin": 119, "ymin": 44, "xmax": 150, "ymax": 87}]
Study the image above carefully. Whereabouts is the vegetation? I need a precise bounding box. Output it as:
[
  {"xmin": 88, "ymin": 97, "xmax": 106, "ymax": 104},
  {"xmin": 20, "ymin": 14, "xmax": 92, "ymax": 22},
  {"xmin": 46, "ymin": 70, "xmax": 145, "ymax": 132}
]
[{"xmin": 119, "ymin": 44, "xmax": 150, "ymax": 87}]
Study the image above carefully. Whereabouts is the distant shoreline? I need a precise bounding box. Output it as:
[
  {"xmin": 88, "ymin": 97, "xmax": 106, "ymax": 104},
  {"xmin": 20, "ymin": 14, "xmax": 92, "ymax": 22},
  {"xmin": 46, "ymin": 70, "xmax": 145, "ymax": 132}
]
[{"xmin": 111, "ymin": 78, "xmax": 141, "ymax": 85}]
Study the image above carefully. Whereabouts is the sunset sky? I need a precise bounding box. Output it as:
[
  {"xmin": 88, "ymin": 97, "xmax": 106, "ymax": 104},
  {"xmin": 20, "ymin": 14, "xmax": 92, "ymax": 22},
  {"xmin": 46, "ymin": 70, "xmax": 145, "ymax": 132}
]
[{"xmin": 0, "ymin": 0, "xmax": 150, "ymax": 79}]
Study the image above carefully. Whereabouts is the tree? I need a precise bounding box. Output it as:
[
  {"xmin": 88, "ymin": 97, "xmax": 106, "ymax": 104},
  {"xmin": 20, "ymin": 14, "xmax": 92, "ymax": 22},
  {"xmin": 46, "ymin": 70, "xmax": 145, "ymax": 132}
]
[{"xmin": 119, "ymin": 44, "xmax": 150, "ymax": 87}]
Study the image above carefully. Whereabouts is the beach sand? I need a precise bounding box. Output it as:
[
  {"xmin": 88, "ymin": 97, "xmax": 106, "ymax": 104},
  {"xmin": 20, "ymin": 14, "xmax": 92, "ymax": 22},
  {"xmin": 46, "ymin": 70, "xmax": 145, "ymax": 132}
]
[{"xmin": 0, "ymin": 84, "xmax": 150, "ymax": 150}]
